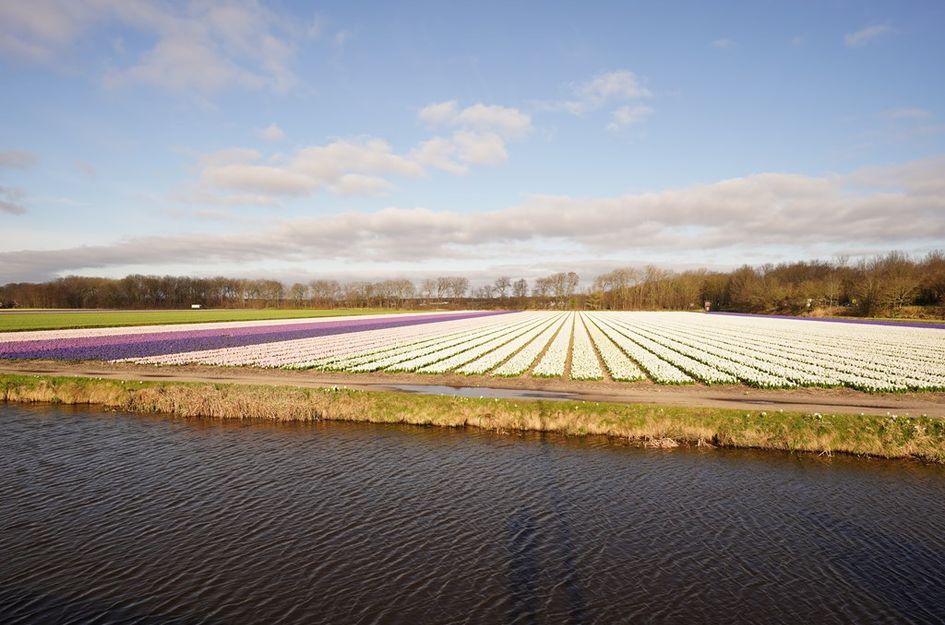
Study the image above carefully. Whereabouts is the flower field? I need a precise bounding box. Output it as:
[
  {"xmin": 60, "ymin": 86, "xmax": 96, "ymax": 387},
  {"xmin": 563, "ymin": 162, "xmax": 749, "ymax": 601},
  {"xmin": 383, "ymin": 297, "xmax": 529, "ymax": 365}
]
[{"xmin": 2, "ymin": 310, "xmax": 944, "ymax": 392}]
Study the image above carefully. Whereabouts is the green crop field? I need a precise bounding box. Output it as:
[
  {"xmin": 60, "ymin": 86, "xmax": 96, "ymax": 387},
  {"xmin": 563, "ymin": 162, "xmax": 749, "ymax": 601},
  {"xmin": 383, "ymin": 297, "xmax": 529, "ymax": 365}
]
[{"xmin": 0, "ymin": 308, "xmax": 420, "ymax": 332}]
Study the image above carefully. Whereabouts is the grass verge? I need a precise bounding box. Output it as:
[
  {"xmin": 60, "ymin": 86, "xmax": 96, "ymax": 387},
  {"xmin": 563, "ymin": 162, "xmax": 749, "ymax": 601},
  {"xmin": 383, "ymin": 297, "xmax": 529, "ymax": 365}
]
[{"xmin": 3, "ymin": 374, "xmax": 944, "ymax": 463}]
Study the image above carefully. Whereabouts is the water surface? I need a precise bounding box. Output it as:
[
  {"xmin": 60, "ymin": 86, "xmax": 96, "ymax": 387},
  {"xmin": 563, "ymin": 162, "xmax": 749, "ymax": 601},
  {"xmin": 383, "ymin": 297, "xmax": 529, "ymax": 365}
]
[{"xmin": 2, "ymin": 403, "xmax": 944, "ymax": 624}]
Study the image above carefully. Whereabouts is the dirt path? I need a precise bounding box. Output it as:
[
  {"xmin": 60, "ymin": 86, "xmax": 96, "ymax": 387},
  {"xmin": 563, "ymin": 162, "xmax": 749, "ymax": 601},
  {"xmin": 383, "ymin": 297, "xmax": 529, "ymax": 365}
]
[{"xmin": 2, "ymin": 359, "xmax": 943, "ymax": 417}]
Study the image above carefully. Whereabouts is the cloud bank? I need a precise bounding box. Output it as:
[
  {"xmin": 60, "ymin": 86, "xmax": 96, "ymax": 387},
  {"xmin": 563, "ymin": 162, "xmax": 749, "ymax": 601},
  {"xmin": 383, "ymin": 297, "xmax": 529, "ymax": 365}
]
[
  {"xmin": 3, "ymin": 155, "xmax": 943, "ymax": 282},
  {"xmin": 0, "ymin": 0, "xmax": 305, "ymax": 95}
]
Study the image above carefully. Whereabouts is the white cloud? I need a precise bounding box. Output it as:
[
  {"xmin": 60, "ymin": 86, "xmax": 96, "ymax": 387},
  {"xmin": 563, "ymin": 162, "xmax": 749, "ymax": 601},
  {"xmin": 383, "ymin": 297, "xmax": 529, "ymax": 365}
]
[
  {"xmin": 882, "ymin": 107, "xmax": 933, "ymax": 120},
  {"xmin": 712, "ymin": 38, "xmax": 736, "ymax": 49},
  {"xmin": 0, "ymin": 1, "xmax": 93, "ymax": 63},
  {"xmin": 418, "ymin": 100, "xmax": 531, "ymax": 137},
  {"xmin": 194, "ymin": 117, "xmax": 527, "ymax": 203},
  {"xmin": 257, "ymin": 123, "xmax": 286, "ymax": 142},
  {"xmin": 416, "ymin": 100, "xmax": 530, "ymax": 171},
  {"xmin": 845, "ymin": 24, "xmax": 891, "ymax": 48},
  {"xmin": 293, "ymin": 139, "xmax": 423, "ymax": 178},
  {"xmin": 328, "ymin": 174, "xmax": 392, "ymax": 196},
  {"xmin": 0, "ymin": 185, "xmax": 27, "ymax": 215},
  {"xmin": 0, "ymin": 150, "xmax": 36, "ymax": 169},
  {"xmin": 6, "ymin": 155, "xmax": 944, "ymax": 280},
  {"xmin": 410, "ymin": 137, "xmax": 467, "ymax": 174},
  {"xmin": 544, "ymin": 70, "xmax": 655, "ymax": 131},
  {"xmin": 196, "ymin": 138, "xmax": 424, "ymax": 201},
  {"xmin": 608, "ymin": 105, "xmax": 653, "ymax": 130},
  {"xmin": 203, "ymin": 163, "xmax": 314, "ymax": 196},
  {"xmin": 452, "ymin": 131, "xmax": 507, "ymax": 165},
  {"xmin": 454, "ymin": 104, "xmax": 531, "ymax": 137},
  {"xmin": 418, "ymin": 101, "xmax": 459, "ymax": 126},
  {"xmin": 199, "ymin": 147, "xmax": 260, "ymax": 168},
  {"xmin": 558, "ymin": 70, "xmax": 652, "ymax": 115},
  {"xmin": 0, "ymin": 0, "xmax": 306, "ymax": 95}
]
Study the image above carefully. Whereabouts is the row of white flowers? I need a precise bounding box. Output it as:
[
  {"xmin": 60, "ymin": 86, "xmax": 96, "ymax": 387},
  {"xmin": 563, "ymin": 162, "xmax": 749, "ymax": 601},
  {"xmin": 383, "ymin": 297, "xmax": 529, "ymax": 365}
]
[
  {"xmin": 531, "ymin": 313, "xmax": 575, "ymax": 377},
  {"xmin": 128, "ymin": 313, "xmax": 513, "ymax": 368},
  {"xmin": 491, "ymin": 314, "xmax": 570, "ymax": 377},
  {"xmin": 594, "ymin": 316, "xmax": 742, "ymax": 385},
  {"xmin": 569, "ymin": 315, "xmax": 603, "ymax": 380},
  {"xmin": 418, "ymin": 316, "xmax": 554, "ymax": 374},
  {"xmin": 309, "ymin": 314, "xmax": 530, "ymax": 371},
  {"xmin": 585, "ymin": 316, "xmax": 692, "ymax": 384},
  {"xmin": 456, "ymin": 314, "xmax": 566, "ymax": 375},
  {"xmin": 669, "ymin": 312, "xmax": 945, "ymax": 390},
  {"xmin": 594, "ymin": 312, "xmax": 945, "ymax": 391},
  {"xmin": 626, "ymin": 317, "xmax": 901, "ymax": 390},
  {"xmin": 377, "ymin": 315, "xmax": 549, "ymax": 373},
  {"xmin": 582, "ymin": 314, "xmax": 644, "ymax": 381}
]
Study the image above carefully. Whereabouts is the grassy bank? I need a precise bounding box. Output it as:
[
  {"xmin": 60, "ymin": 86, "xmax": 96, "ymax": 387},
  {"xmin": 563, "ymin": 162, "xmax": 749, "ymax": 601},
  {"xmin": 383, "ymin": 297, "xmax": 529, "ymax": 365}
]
[
  {"xmin": 3, "ymin": 374, "xmax": 944, "ymax": 463},
  {"xmin": 0, "ymin": 308, "xmax": 420, "ymax": 332}
]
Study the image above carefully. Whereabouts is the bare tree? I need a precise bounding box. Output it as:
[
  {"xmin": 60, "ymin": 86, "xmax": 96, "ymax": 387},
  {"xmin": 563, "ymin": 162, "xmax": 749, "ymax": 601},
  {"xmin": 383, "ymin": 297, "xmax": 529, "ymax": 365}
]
[
  {"xmin": 436, "ymin": 277, "xmax": 451, "ymax": 298},
  {"xmin": 493, "ymin": 276, "xmax": 511, "ymax": 298},
  {"xmin": 420, "ymin": 278, "xmax": 437, "ymax": 299},
  {"xmin": 512, "ymin": 278, "xmax": 528, "ymax": 298},
  {"xmin": 310, "ymin": 279, "xmax": 341, "ymax": 305},
  {"xmin": 289, "ymin": 282, "xmax": 308, "ymax": 307},
  {"xmin": 448, "ymin": 277, "xmax": 469, "ymax": 298}
]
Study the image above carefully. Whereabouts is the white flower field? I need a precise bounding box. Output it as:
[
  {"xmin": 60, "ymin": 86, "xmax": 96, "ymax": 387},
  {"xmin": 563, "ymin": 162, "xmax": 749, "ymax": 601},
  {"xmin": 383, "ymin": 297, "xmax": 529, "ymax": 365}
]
[
  {"xmin": 3, "ymin": 309, "xmax": 943, "ymax": 392},
  {"xmin": 104, "ymin": 310, "xmax": 945, "ymax": 392}
]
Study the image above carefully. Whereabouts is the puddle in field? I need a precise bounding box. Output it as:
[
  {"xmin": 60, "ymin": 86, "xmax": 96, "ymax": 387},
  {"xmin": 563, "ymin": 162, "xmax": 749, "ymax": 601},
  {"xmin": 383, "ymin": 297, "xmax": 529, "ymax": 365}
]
[{"xmin": 383, "ymin": 384, "xmax": 577, "ymax": 401}]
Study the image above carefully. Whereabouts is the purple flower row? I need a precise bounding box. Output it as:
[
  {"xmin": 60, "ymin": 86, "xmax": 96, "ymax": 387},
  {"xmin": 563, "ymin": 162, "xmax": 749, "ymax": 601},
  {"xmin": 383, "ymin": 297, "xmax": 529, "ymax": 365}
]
[{"xmin": 0, "ymin": 311, "xmax": 509, "ymax": 361}]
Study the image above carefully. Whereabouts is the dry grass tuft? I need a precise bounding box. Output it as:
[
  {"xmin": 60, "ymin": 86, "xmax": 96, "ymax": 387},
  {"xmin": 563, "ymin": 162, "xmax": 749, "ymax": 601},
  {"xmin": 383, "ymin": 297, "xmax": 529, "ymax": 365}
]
[{"xmin": 2, "ymin": 374, "xmax": 944, "ymax": 463}]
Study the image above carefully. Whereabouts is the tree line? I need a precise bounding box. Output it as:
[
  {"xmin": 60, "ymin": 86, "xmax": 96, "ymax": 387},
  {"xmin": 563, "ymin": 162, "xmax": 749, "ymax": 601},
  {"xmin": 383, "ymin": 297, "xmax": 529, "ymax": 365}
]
[
  {"xmin": 588, "ymin": 251, "xmax": 945, "ymax": 316},
  {"xmin": 1, "ymin": 253, "xmax": 942, "ymax": 317}
]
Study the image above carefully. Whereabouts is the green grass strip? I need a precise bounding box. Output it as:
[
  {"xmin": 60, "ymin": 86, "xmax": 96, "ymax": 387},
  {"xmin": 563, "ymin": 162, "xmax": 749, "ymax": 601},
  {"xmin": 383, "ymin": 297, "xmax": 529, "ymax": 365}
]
[
  {"xmin": 0, "ymin": 308, "xmax": 420, "ymax": 332},
  {"xmin": 2, "ymin": 373, "xmax": 943, "ymax": 463}
]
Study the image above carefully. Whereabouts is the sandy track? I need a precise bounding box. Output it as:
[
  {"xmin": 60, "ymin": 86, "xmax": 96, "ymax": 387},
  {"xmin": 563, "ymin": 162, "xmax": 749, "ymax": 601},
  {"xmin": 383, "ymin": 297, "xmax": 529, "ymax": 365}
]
[{"xmin": 2, "ymin": 359, "xmax": 944, "ymax": 418}]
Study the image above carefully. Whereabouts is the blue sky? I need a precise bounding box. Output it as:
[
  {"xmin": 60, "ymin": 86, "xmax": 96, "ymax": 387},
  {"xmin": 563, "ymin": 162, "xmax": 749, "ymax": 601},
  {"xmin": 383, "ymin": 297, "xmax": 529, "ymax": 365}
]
[{"xmin": 1, "ymin": 0, "xmax": 943, "ymax": 285}]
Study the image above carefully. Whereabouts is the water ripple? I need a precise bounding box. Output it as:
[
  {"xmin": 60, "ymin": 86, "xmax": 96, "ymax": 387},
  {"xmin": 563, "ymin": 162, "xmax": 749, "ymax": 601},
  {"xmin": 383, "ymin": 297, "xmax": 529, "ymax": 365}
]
[{"xmin": 1, "ymin": 403, "xmax": 945, "ymax": 624}]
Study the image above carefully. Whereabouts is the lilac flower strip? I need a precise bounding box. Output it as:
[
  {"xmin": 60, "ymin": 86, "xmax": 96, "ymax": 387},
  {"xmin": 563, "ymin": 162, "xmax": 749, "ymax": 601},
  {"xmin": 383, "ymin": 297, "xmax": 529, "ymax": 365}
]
[
  {"xmin": 0, "ymin": 311, "xmax": 509, "ymax": 361},
  {"xmin": 709, "ymin": 312, "xmax": 945, "ymax": 330}
]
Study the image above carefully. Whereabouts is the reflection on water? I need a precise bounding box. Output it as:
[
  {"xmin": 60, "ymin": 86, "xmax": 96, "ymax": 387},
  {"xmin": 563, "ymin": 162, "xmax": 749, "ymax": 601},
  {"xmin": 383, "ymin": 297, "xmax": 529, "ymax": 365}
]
[
  {"xmin": 383, "ymin": 383, "xmax": 577, "ymax": 401},
  {"xmin": 1, "ymin": 403, "xmax": 944, "ymax": 624}
]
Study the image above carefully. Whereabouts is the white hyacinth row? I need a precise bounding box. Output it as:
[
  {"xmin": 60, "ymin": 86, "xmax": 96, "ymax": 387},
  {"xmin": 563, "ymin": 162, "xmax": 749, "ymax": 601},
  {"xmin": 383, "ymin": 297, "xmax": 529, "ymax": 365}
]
[
  {"xmin": 417, "ymin": 316, "xmax": 553, "ymax": 374},
  {"xmin": 491, "ymin": 314, "xmax": 570, "ymax": 377},
  {"xmin": 586, "ymin": 316, "xmax": 693, "ymax": 384},
  {"xmin": 626, "ymin": 318, "xmax": 897, "ymax": 390},
  {"xmin": 532, "ymin": 313, "xmax": 575, "ymax": 377},
  {"xmin": 601, "ymin": 317, "xmax": 779, "ymax": 387},
  {"xmin": 128, "ymin": 313, "xmax": 514, "ymax": 368},
  {"xmin": 456, "ymin": 314, "xmax": 565, "ymax": 375},
  {"xmin": 569, "ymin": 314, "xmax": 604, "ymax": 380},
  {"xmin": 383, "ymin": 315, "xmax": 549, "ymax": 373},
  {"xmin": 583, "ymin": 314, "xmax": 644, "ymax": 381},
  {"xmin": 310, "ymin": 313, "xmax": 531, "ymax": 371},
  {"xmin": 591, "ymin": 311, "xmax": 945, "ymax": 392},
  {"xmin": 597, "ymin": 317, "xmax": 740, "ymax": 385}
]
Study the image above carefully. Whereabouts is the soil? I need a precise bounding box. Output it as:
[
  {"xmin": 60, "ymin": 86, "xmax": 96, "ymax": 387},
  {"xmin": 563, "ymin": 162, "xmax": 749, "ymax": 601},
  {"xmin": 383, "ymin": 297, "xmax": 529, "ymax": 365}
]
[{"xmin": 2, "ymin": 359, "xmax": 943, "ymax": 418}]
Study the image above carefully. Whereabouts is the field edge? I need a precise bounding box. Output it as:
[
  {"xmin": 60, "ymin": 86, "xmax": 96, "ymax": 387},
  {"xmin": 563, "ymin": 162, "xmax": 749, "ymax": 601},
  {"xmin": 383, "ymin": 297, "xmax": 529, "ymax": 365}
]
[{"xmin": 3, "ymin": 373, "xmax": 944, "ymax": 464}]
